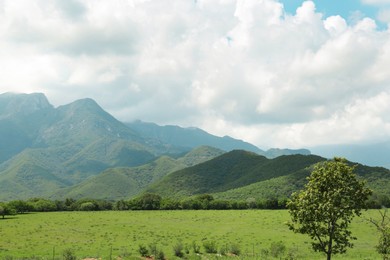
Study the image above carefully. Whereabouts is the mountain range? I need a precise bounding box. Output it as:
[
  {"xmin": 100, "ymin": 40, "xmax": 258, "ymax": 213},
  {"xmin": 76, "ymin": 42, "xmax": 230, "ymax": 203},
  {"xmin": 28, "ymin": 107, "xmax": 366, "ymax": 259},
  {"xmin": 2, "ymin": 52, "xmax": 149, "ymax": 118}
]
[{"xmin": 0, "ymin": 92, "xmax": 389, "ymax": 202}]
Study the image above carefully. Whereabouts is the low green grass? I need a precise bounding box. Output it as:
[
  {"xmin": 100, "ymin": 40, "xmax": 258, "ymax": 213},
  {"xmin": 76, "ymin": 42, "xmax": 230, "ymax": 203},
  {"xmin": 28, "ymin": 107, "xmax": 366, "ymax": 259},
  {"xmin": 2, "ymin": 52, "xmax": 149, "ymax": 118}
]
[{"xmin": 0, "ymin": 210, "xmax": 382, "ymax": 259}]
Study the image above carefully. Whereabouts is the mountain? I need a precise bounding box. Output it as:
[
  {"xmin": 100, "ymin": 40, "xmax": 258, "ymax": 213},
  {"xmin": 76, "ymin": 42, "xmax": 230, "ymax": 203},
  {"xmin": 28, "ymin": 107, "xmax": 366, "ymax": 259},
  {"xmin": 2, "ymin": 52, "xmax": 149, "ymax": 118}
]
[
  {"xmin": 0, "ymin": 92, "xmax": 55, "ymax": 162},
  {"xmin": 2, "ymin": 92, "xmax": 386, "ymax": 202},
  {"xmin": 265, "ymin": 148, "xmax": 311, "ymax": 158},
  {"xmin": 146, "ymin": 150, "xmax": 390, "ymax": 202},
  {"xmin": 0, "ymin": 93, "xmax": 272, "ymax": 200},
  {"xmin": 51, "ymin": 146, "xmax": 224, "ymax": 200},
  {"xmin": 126, "ymin": 120, "xmax": 311, "ymax": 158},
  {"xmin": 126, "ymin": 121, "xmax": 263, "ymax": 154},
  {"xmin": 311, "ymin": 142, "xmax": 390, "ymax": 169},
  {"xmin": 0, "ymin": 94, "xmax": 167, "ymax": 200},
  {"xmin": 145, "ymin": 151, "xmax": 326, "ymax": 198}
]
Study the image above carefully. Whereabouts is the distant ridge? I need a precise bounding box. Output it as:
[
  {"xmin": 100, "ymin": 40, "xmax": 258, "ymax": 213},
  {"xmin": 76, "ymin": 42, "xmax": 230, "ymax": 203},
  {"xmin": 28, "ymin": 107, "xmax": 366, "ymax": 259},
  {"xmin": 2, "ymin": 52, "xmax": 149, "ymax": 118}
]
[
  {"xmin": 126, "ymin": 120, "xmax": 263, "ymax": 153},
  {"xmin": 312, "ymin": 142, "xmax": 390, "ymax": 169},
  {"xmin": 126, "ymin": 120, "xmax": 311, "ymax": 158}
]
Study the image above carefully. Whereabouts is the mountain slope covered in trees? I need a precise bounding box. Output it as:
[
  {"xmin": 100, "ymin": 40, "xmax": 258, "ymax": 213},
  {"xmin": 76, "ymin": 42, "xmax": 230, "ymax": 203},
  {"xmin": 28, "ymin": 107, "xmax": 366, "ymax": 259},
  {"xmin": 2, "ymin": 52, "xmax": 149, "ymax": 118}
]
[{"xmin": 51, "ymin": 146, "xmax": 224, "ymax": 200}]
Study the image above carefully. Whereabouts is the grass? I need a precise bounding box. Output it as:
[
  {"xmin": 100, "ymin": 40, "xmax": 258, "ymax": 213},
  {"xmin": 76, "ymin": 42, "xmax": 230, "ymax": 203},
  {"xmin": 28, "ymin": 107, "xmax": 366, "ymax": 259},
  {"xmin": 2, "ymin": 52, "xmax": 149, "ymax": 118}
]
[{"xmin": 0, "ymin": 210, "xmax": 383, "ymax": 259}]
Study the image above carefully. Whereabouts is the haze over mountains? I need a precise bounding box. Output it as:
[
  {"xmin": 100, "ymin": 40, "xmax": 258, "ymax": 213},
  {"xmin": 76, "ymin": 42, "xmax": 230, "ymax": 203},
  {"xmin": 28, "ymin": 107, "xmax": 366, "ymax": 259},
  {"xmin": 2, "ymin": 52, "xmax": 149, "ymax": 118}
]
[{"xmin": 0, "ymin": 92, "xmax": 389, "ymax": 201}]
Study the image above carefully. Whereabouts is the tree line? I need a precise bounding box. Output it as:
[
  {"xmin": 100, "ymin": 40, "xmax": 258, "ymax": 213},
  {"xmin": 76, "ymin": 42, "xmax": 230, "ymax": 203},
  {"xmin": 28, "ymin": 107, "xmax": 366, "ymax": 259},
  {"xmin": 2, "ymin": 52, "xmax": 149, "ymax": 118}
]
[
  {"xmin": 0, "ymin": 195, "xmax": 290, "ymax": 218},
  {"xmin": 1, "ymin": 193, "xmax": 389, "ymax": 219}
]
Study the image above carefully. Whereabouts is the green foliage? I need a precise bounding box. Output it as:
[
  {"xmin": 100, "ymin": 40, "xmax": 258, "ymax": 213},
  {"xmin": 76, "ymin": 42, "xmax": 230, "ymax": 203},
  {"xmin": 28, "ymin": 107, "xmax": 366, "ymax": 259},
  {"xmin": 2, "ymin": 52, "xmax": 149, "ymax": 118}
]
[
  {"xmin": 28, "ymin": 198, "xmax": 57, "ymax": 212},
  {"xmin": 369, "ymin": 209, "xmax": 390, "ymax": 259},
  {"xmin": 192, "ymin": 241, "xmax": 201, "ymax": 254},
  {"xmin": 270, "ymin": 241, "xmax": 286, "ymax": 258},
  {"xmin": 229, "ymin": 243, "xmax": 241, "ymax": 256},
  {"xmin": 0, "ymin": 202, "xmax": 16, "ymax": 219},
  {"xmin": 173, "ymin": 241, "xmax": 184, "ymax": 257},
  {"xmin": 147, "ymin": 152, "xmax": 326, "ymax": 199},
  {"xmin": 203, "ymin": 240, "xmax": 218, "ymax": 254},
  {"xmin": 155, "ymin": 249, "xmax": 165, "ymax": 260},
  {"xmin": 287, "ymin": 158, "xmax": 372, "ymax": 260},
  {"xmin": 52, "ymin": 146, "xmax": 222, "ymax": 201},
  {"xmin": 7, "ymin": 200, "xmax": 33, "ymax": 213},
  {"xmin": 131, "ymin": 193, "xmax": 162, "ymax": 210},
  {"xmin": 138, "ymin": 244, "xmax": 149, "ymax": 257},
  {"xmin": 62, "ymin": 248, "xmax": 76, "ymax": 260}
]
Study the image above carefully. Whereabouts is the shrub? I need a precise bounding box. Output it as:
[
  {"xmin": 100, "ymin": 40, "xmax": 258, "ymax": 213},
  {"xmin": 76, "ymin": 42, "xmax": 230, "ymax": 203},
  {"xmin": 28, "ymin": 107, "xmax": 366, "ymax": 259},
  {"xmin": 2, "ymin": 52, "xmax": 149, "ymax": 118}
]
[
  {"xmin": 229, "ymin": 243, "xmax": 241, "ymax": 256},
  {"xmin": 173, "ymin": 242, "xmax": 184, "ymax": 257},
  {"xmin": 148, "ymin": 243, "xmax": 158, "ymax": 256},
  {"xmin": 155, "ymin": 250, "xmax": 165, "ymax": 260},
  {"xmin": 203, "ymin": 240, "xmax": 218, "ymax": 254},
  {"xmin": 270, "ymin": 241, "xmax": 286, "ymax": 258},
  {"xmin": 62, "ymin": 248, "xmax": 76, "ymax": 260},
  {"xmin": 260, "ymin": 249, "xmax": 269, "ymax": 259},
  {"xmin": 219, "ymin": 245, "xmax": 227, "ymax": 256},
  {"xmin": 138, "ymin": 244, "xmax": 149, "ymax": 257},
  {"xmin": 192, "ymin": 241, "xmax": 201, "ymax": 254}
]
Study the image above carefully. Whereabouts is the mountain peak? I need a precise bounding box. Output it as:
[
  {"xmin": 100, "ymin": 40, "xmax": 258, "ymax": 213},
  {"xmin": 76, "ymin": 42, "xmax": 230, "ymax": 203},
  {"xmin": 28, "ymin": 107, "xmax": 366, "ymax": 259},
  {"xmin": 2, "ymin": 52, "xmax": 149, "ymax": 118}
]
[
  {"xmin": 0, "ymin": 92, "xmax": 52, "ymax": 119},
  {"xmin": 58, "ymin": 98, "xmax": 105, "ymax": 116},
  {"xmin": 68, "ymin": 98, "xmax": 100, "ymax": 108}
]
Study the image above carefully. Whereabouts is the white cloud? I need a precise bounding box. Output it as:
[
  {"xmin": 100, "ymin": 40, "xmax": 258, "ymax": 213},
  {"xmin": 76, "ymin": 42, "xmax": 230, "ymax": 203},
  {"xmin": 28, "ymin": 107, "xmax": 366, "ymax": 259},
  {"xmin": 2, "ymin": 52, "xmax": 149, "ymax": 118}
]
[
  {"xmin": 362, "ymin": 0, "xmax": 390, "ymax": 5},
  {"xmin": 378, "ymin": 8, "xmax": 390, "ymax": 23},
  {"xmin": 0, "ymin": 0, "xmax": 390, "ymax": 148}
]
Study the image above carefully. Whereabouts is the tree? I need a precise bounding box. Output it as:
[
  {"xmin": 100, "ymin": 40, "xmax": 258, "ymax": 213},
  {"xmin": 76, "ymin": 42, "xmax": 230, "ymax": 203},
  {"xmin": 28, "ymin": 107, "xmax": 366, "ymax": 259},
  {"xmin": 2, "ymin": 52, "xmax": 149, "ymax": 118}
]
[
  {"xmin": 369, "ymin": 209, "xmax": 390, "ymax": 260},
  {"xmin": 28, "ymin": 198, "xmax": 57, "ymax": 212},
  {"xmin": 7, "ymin": 200, "xmax": 33, "ymax": 214},
  {"xmin": 0, "ymin": 205, "xmax": 4, "ymax": 219},
  {"xmin": 0, "ymin": 203, "xmax": 16, "ymax": 219},
  {"xmin": 287, "ymin": 158, "xmax": 372, "ymax": 260},
  {"xmin": 132, "ymin": 193, "xmax": 162, "ymax": 210}
]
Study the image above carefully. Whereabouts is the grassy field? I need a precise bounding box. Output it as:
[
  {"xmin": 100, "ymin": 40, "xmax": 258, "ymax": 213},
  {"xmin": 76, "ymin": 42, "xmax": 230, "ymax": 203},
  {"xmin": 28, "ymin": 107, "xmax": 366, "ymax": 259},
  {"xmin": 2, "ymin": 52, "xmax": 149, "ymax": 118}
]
[{"xmin": 0, "ymin": 210, "xmax": 383, "ymax": 259}]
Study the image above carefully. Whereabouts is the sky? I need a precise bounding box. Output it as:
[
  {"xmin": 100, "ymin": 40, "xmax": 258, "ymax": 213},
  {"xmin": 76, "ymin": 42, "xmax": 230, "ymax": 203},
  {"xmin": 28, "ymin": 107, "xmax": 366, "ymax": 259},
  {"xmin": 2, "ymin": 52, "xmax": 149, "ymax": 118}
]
[{"xmin": 0, "ymin": 0, "xmax": 390, "ymax": 149}]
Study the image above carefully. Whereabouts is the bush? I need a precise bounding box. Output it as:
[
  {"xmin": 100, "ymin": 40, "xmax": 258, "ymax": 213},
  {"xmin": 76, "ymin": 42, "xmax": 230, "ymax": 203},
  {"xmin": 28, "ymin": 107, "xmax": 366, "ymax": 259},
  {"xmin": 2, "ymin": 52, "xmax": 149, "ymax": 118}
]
[
  {"xmin": 229, "ymin": 243, "xmax": 241, "ymax": 256},
  {"xmin": 155, "ymin": 250, "xmax": 165, "ymax": 260},
  {"xmin": 219, "ymin": 245, "xmax": 227, "ymax": 256},
  {"xmin": 173, "ymin": 242, "xmax": 184, "ymax": 257},
  {"xmin": 148, "ymin": 243, "xmax": 158, "ymax": 256},
  {"xmin": 79, "ymin": 202, "xmax": 96, "ymax": 211},
  {"xmin": 62, "ymin": 248, "xmax": 76, "ymax": 260},
  {"xmin": 138, "ymin": 244, "xmax": 149, "ymax": 257},
  {"xmin": 270, "ymin": 241, "xmax": 286, "ymax": 258},
  {"xmin": 203, "ymin": 240, "xmax": 218, "ymax": 254},
  {"xmin": 192, "ymin": 241, "xmax": 201, "ymax": 254}
]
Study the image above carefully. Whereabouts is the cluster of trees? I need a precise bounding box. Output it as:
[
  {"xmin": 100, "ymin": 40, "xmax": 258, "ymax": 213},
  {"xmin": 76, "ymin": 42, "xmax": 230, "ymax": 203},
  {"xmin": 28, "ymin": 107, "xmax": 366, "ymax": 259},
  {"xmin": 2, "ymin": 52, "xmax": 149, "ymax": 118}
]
[
  {"xmin": 117, "ymin": 193, "xmax": 288, "ymax": 211},
  {"xmin": 0, "ymin": 198, "xmax": 114, "ymax": 218},
  {"xmin": 0, "ymin": 195, "xmax": 288, "ymax": 218}
]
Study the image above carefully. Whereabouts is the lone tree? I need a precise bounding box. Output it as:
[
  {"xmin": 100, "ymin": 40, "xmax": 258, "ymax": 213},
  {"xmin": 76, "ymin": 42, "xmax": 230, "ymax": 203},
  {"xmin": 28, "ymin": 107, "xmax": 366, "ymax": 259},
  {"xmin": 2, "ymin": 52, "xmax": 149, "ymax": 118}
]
[{"xmin": 287, "ymin": 158, "xmax": 372, "ymax": 260}]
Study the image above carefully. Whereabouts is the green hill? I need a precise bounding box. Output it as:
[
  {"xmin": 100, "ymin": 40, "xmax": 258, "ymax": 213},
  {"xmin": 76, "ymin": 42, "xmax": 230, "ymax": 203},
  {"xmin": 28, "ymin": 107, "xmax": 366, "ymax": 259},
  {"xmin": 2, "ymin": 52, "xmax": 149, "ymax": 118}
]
[
  {"xmin": 145, "ymin": 151, "xmax": 326, "ymax": 198},
  {"xmin": 146, "ymin": 151, "xmax": 390, "ymax": 202},
  {"xmin": 51, "ymin": 146, "xmax": 224, "ymax": 200},
  {"xmin": 213, "ymin": 159, "xmax": 390, "ymax": 203}
]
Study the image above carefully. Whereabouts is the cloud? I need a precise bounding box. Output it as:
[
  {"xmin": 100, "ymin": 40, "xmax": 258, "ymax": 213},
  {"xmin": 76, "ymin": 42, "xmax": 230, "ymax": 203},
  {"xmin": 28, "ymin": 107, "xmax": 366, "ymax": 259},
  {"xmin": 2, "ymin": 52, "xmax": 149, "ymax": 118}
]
[
  {"xmin": 362, "ymin": 0, "xmax": 390, "ymax": 5},
  {"xmin": 0, "ymin": 0, "xmax": 389, "ymax": 148}
]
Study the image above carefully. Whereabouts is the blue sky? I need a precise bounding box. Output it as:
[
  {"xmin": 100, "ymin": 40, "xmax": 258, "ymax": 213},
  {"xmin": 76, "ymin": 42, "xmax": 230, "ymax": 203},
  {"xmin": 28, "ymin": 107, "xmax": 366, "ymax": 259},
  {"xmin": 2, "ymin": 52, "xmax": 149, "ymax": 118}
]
[
  {"xmin": 0, "ymin": 0, "xmax": 389, "ymax": 149},
  {"xmin": 281, "ymin": 0, "xmax": 386, "ymax": 28}
]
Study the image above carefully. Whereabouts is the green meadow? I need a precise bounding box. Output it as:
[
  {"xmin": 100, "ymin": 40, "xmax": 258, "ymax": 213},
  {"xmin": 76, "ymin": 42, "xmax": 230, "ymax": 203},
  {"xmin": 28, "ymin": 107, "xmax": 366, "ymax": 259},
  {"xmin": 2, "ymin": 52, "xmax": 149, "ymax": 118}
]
[{"xmin": 0, "ymin": 210, "xmax": 382, "ymax": 259}]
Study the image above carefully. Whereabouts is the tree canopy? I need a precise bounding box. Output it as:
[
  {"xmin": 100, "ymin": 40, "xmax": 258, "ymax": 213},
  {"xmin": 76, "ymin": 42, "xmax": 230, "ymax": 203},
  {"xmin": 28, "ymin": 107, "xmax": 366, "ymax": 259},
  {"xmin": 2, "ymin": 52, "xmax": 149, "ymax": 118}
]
[{"xmin": 287, "ymin": 158, "xmax": 372, "ymax": 260}]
